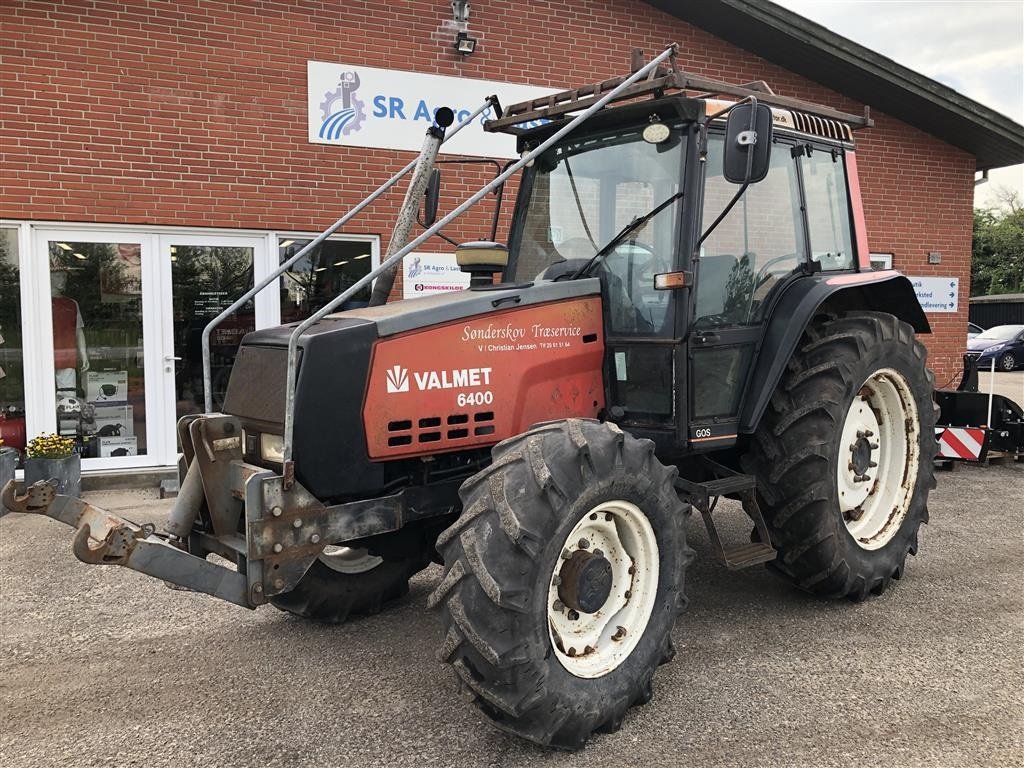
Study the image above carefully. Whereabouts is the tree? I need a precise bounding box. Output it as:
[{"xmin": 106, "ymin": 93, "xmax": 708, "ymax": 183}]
[{"xmin": 972, "ymin": 188, "xmax": 1024, "ymax": 296}]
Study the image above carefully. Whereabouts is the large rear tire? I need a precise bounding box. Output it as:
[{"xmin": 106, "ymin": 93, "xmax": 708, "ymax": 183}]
[
  {"xmin": 430, "ymin": 419, "xmax": 691, "ymax": 749},
  {"xmin": 742, "ymin": 312, "xmax": 936, "ymax": 600}
]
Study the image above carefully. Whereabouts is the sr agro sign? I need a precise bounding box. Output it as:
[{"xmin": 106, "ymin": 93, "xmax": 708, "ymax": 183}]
[{"xmin": 307, "ymin": 61, "xmax": 557, "ymax": 159}]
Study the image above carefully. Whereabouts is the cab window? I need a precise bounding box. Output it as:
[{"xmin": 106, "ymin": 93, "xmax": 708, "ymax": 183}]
[
  {"xmin": 695, "ymin": 135, "xmax": 806, "ymax": 329},
  {"xmin": 801, "ymin": 148, "xmax": 855, "ymax": 270},
  {"xmin": 512, "ymin": 125, "xmax": 686, "ymax": 337}
]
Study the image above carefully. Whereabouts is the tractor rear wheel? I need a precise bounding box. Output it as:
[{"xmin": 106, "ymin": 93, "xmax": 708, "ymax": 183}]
[
  {"xmin": 430, "ymin": 419, "xmax": 691, "ymax": 749},
  {"xmin": 742, "ymin": 312, "xmax": 936, "ymax": 600},
  {"xmin": 270, "ymin": 543, "xmax": 432, "ymax": 624}
]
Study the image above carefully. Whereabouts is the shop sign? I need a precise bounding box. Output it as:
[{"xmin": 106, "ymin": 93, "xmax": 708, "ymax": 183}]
[
  {"xmin": 402, "ymin": 252, "xmax": 470, "ymax": 299},
  {"xmin": 307, "ymin": 61, "xmax": 558, "ymax": 158},
  {"xmin": 908, "ymin": 276, "xmax": 958, "ymax": 313}
]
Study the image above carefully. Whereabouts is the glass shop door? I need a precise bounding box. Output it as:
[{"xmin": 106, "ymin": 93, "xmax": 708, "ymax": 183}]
[{"xmin": 32, "ymin": 229, "xmax": 165, "ymax": 469}]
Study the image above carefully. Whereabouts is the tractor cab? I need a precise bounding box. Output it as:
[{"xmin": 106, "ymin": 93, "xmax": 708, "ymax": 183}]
[{"xmin": 491, "ymin": 88, "xmax": 872, "ymax": 453}]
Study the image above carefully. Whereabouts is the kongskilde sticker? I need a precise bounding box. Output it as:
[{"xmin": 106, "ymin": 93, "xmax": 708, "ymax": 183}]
[{"xmin": 364, "ymin": 298, "xmax": 605, "ymax": 459}]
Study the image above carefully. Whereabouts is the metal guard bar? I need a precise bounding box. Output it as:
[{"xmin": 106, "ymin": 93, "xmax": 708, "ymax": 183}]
[
  {"xmin": 280, "ymin": 43, "xmax": 680, "ymax": 486},
  {"xmin": 200, "ymin": 96, "xmax": 499, "ymax": 413}
]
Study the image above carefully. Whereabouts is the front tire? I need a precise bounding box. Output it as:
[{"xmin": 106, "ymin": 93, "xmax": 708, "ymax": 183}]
[
  {"xmin": 742, "ymin": 312, "xmax": 936, "ymax": 600},
  {"xmin": 1000, "ymin": 352, "xmax": 1017, "ymax": 371},
  {"xmin": 271, "ymin": 544, "xmax": 431, "ymax": 623},
  {"xmin": 430, "ymin": 419, "xmax": 691, "ymax": 749}
]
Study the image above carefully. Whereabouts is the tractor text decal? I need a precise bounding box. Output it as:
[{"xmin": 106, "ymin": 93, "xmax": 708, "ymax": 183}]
[{"xmin": 386, "ymin": 365, "xmax": 493, "ymax": 394}]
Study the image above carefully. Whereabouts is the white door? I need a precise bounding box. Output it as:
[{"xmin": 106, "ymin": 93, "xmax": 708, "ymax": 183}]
[
  {"xmin": 31, "ymin": 229, "xmax": 166, "ymax": 469},
  {"xmin": 155, "ymin": 234, "xmax": 271, "ymax": 460}
]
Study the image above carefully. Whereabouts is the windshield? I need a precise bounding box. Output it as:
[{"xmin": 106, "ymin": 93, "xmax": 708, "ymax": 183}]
[
  {"xmin": 976, "ymin": 324, "xmax": 1024, "ymax": 341},
  {"xmin": 511, "ymin": 124, "xmax": 686, "ymax": 335}
]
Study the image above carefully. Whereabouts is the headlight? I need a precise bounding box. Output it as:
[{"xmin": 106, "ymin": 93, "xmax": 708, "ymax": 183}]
[
  {"xmin": 259, "ymin": 432, "xmax": 285, "ymax": 463},
  {"xmin": 982, "ymin": 344, "xmax": 1004, "ymax": 355}
]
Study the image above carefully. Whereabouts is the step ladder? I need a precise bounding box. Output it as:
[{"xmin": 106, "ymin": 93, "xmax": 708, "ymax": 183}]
[{"xmin": 675, "ymin": 461, "xmax": 776, "ymax": 570}]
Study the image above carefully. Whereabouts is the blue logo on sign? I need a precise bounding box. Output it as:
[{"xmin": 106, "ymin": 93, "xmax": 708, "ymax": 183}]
[{"xmin": 319, "ymin": 71, "xmax": 366, "ymax": 140}]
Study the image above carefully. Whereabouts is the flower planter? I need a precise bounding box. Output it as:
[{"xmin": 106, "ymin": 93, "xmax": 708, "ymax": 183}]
[
  {"xmin": 24, "ymin": 454, "xmax": 81, "ymax": 498},
  {"xmin": 0, "ymin": 447, "xmax": 17, "ymax": 491}
]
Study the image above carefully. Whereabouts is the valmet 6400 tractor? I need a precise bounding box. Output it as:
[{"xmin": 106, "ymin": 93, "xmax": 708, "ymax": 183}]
[{"xmin": 3, "ymin": 47, "xmax": 937, "ymax": 748}]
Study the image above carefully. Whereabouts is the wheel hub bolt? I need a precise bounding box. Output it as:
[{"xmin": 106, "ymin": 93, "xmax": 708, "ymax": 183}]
[
  {"xmin": 612, "ymin": 625, "xmax": 627, "ymax": 641},
  {"xmin": 567, "ymin": 610, "xmax": 580, "ymax": 621},
  {"xmin": 578, "ymin": 538, "xmax": 590, "ymax": 549},
  {"xmin": 593, "ymin": 548, "xmax": 604, "ymax": 557},
  {"xmin": 552, "ymin": 575, "xmax": 562, "ymax": 587},
  {"xmin": 552, "ymin": 599, "xmax": 565, "ymax": 612},
  {"xmin": 292, "ymin": 519, "xmax": 302, "ymax": 529},
  {"xmin": 561, "ymin": 548, "xmax": 572, "ymax": 560},
  {"xmin": 845, "ymin": 506, "xmax": 865, "ymax": 522},
  {"xmin": 273, "ymin": 543, "xmax": 283, "ymax": 553}
]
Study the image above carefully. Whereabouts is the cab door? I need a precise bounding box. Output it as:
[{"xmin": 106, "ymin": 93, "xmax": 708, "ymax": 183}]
[
  {"xmin": 688, "ymin": 133, "xmax": 807, "ymax": 449},
  {"xmin": 600, "ymin": 148, "xmax": 690, "ymax": 434}
]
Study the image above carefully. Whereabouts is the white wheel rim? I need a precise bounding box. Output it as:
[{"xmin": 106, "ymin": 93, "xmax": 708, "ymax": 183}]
[
  {"xmin": 837, "ymin": 368, "xmax": 920, "ymax": 550},
  {"xmin": 318, "ymin": 546, "xmax": 382, "ymax": 574},
  {"xmin": 548, "ymin": 500, "xmax": 659, "ymax": 679}
]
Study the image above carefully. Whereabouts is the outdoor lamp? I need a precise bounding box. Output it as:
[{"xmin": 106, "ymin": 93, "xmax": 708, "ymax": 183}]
[{"xmin": 455, "ymin": 31, "xmax": 476, "ymax": 55}]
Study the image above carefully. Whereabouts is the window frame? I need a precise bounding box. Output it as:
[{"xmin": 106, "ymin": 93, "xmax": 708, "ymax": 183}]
[{"xmin": 794, "ymin": 142, "xmax": 858, "ymax": 272}]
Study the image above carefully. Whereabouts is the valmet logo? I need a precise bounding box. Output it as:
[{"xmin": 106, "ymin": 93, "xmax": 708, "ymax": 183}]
[{"xmin": 385, "ymin": 366, "xmax": 492, "ymax": 394}]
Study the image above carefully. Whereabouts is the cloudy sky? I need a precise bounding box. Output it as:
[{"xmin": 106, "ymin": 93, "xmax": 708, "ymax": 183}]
[{"xmin": 773, "ymin": 0, "xmax": 1024, "ymax": 210}]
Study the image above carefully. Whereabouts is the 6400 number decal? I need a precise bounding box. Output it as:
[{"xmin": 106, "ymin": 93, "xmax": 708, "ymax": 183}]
[{"xmin": 457, "ymin": 391, "xmax": 494, "ymax": 407}]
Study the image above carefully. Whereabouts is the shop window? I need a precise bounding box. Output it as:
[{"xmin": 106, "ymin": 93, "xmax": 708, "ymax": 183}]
[
  {"xmin": 47, "ymin": 240, "xmax": 147, "ymax": 458},
  {"xmin": 0, "ymin": 228, "xmax": 26, "ymax": 462},
  {"xmin": 171, "ymin": 245, "xmax": 255, "ymax": 415},
  {"xmin": 870, "ymin": 252, "xmax": 893, "ymax": 270},
  {"xmin": 279, "ymin": 237, "xmax": 375, "ymax": 323}
]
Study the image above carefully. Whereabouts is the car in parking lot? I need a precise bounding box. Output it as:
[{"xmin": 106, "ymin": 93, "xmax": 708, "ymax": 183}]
[{"xmin": 967, "ymin": 324, "xmax": 1024, "ymax": 371}]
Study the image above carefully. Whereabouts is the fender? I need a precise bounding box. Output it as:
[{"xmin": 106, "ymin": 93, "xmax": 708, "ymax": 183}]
[{"xmin": 738, "ymin": 271, "xmax": 930, "ymax": 434}]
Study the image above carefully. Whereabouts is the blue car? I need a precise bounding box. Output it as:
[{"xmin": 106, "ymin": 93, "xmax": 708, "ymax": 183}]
[{"xmin": 967, "ymin": 324, "xmax": 1024, "ymax": 371}]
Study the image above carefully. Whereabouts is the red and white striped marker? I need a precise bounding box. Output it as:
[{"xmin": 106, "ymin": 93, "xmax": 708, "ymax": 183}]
[{"xmin": 934, "ymin": 427, "xmax": 987, "ymax": 460}]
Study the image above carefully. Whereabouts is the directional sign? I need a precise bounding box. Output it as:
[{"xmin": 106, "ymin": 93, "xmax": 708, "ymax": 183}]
[{"xmin": 908, "ymin": 276, "xmax": 958, "ymax": 313}]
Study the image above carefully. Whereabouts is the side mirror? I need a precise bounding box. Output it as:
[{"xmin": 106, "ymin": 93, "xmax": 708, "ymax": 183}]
[
  {"xmin": 723, "ymin": 102, "xmax": 773, "ymax": 184},
  {"xmin": 423, "ymin": 168, "xmax": 441, "ymax": 226}
]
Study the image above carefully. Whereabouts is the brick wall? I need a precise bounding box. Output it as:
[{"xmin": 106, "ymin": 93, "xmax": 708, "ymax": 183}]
[{"xmin": 0, "ymin": 0, "xmax": 974, "ymax": 380}]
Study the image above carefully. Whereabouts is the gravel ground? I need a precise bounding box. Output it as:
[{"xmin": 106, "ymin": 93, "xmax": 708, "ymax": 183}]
[{"xmin": 2, "ymin": 461, "xmax": 1022, "ymax": 768}]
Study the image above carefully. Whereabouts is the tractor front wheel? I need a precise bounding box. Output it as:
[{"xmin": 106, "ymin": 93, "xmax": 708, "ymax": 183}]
[
  {"xmin": 270, "ymin": 543, "xmax": 432, "ymax": 624},
  {"xmin": 743, "ymin": 312, "xmax": 936, "ymax": 600},
  {"xmin": 430, "ymin": 419, "xmax": 691, "ymax": 749}
]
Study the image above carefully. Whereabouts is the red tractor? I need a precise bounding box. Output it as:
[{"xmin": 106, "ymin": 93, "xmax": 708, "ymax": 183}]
[{"xmin": 3, "ymin": 47, "xmax": 936, "ymax": 748}]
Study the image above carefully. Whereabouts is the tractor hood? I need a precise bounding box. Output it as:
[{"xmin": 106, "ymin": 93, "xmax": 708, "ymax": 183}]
[
  {"xmin": 224, "ymin": 278, "xmax": 602, "ymax": 501},
  {"xmin": 338, "ymin": 278, "xmax": 602, "ymax": 338}
]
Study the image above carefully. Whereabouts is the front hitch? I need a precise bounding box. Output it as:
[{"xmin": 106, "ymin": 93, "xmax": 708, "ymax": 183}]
[{"xmin": 1, "ymin": 479, "xmax": 254, "ymax": 609}]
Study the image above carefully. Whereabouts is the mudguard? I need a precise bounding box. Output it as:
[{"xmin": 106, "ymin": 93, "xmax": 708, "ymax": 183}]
[{"xmin": 739, "ymin": 271, "xmax": 930, "ymax": 434}]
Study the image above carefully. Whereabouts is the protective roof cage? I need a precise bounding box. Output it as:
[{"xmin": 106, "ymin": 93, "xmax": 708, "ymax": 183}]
[{"xmin": 484, "ymin": 47, "xmax": 871, "ymax": 143}]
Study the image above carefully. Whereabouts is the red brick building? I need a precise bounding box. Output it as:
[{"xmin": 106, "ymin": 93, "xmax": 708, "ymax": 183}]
[{"xmin": 1, "ymin": 0, "xmax": 1021, "ymax": 471}]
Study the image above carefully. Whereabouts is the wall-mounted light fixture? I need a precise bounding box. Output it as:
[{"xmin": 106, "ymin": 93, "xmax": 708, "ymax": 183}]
[
  {"xmin": 454, "ymin": 31, "xmax": 477, "ymax": 54},
  {"xmin": 451, "ymin": 1, "xmax": 476, "ymax": 55}
]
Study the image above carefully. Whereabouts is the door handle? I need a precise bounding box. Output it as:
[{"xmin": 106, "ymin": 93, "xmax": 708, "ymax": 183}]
[
  {"xmin": 693, "ymin": 332, "xmax": 719, "ymax": 345},
  {"xmin": 163, "ymin": 355, "xmax": 182, "ymax": 362}
]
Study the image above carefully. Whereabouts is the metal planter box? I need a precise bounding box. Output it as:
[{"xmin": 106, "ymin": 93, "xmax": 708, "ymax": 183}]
[
  {"xmin": 0, "ymin": 448, "xmax": 17, "ymax": 491},
  {"xmin": 24, "ymin": 454, "xmax": 81, "ymax": 498}
]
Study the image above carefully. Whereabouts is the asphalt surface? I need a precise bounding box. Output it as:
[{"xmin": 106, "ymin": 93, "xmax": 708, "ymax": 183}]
[{"xmin": 2, "ymin": 461, "xmax": 1022, "ymax": 768}]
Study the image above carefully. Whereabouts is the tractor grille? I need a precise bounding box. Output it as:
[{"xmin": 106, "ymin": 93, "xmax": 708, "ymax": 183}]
[
  {"xmin": 386, "ymin": 411, "xmax": 495, "ymax": 448},
  {"xmin": 223, "ymin": 345, "xmax": 290, "ymax": 425}
]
